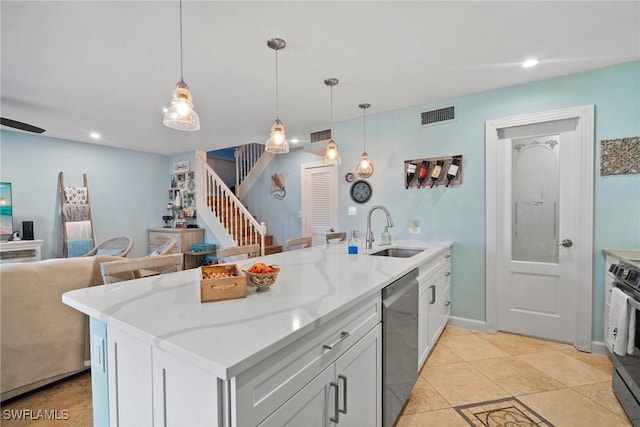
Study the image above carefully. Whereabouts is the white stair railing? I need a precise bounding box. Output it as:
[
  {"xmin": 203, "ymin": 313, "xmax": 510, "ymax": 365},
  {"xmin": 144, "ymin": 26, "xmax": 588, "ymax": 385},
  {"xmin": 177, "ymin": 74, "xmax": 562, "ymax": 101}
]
[
  {"xmin": 236, "ymin": 143, "xmax": 263, "ymax": 188},
  {"xmin": 235, "ymin": 143, "xmax": 275, "ymax": 200},
  {"xmin": 196, "ymin": 152, "xmax": 266, "ymax": 256}
]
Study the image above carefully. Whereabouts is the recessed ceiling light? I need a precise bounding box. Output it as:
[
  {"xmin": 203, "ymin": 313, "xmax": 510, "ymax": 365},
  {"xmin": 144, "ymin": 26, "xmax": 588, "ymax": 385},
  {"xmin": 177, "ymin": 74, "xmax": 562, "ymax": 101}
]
[
  {"xmin": 522, "ymin": 58, "xmax": 539, "ymax": 68},
  {"xmin": 89, "ymin": 132, "xmax": 101, "ymax": 139}
]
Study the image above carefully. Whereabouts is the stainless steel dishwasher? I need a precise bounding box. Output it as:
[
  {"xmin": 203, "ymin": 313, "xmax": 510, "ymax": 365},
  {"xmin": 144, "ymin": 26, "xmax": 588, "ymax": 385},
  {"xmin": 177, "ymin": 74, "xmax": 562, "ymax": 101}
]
[{"xmin": 382, "ymin": 268, "xmax": 419, "ymax": 427}]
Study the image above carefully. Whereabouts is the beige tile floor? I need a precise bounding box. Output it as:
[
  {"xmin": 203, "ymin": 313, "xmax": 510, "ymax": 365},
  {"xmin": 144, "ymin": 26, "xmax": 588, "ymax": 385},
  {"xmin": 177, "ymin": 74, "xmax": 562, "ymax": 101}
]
[
  {"xmin": 398, "ymin": 326, "xmax": 631, "ymax": 426},
  {"xmin": 0, "ymin": 326, "xmax": 631, "ymax": 426}
]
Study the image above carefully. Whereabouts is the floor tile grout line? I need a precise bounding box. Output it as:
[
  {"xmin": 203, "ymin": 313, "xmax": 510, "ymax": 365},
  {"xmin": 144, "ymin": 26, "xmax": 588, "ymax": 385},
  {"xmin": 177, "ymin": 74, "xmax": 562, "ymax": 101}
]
[{"xmin": 404, "ymin": 327, "xmax": 627, "ymax": 425}]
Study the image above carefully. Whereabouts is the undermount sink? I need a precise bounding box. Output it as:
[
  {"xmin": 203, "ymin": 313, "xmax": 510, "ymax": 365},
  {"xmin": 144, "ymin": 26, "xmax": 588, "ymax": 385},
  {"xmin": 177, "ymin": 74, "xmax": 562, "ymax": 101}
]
[{"xmin": 368, "ymin": 247, "xmax": 425, "ymax": 258}]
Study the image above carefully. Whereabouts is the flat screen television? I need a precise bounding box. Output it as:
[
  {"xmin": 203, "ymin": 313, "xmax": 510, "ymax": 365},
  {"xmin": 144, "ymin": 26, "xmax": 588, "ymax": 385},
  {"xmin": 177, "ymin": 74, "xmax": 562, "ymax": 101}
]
[{"xmin": 0, "ymin": 182, "xmax": 13, "ymax": 240}]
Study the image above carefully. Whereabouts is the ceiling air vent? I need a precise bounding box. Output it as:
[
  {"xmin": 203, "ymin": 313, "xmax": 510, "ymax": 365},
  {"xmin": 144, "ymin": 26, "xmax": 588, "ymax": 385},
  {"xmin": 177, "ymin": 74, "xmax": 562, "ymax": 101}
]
[
  {"xmin": 421, "ymin": 105, "xmax": 455, "ymax": 126},
  {"xmin": 305, "ymin": 128, "xmax": 332, "ymax": 155},
  {"xmin": 310, "ymin": 129, "xmax": 332, "ymax": 143}
]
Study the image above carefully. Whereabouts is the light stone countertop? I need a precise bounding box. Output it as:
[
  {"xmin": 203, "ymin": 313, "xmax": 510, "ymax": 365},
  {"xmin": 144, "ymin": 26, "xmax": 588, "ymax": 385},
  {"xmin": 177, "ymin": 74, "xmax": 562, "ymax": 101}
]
[
  {"xmin": 63, "ymin": 240, "xmax": 452, "ymax": 379},
  {"xmin": 603, "ymin": 248, "xmax": 640, "ymax": 270}
]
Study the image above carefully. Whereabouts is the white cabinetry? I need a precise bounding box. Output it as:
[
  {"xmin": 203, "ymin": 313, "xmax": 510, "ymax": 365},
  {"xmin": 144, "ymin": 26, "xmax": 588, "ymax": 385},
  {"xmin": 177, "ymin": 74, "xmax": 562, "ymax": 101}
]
[
  {"xmin": 236, "ymin": 292, "xmax": 381, "ymax": 426},
  {"xmin": 418, "ymin": 249, "xmax": 451, "ymax": 368},
  {"xmin": 152, "ymin": 348, "xmax": 219, "ymax": 426},
  {"xmin": 0, "ymin": 240, "xmax": 43, "ymax": 263},
  {"xmin": 259, "ymin": 324, "xmax": 381, "ymax": 427},
  {"xmin": 258, "ymin": 364, "xmax": 335, "ymax": 427},
  {"xmin": 106, "ymin": 293, "xmax": 381, "ymax": 427},
  {"xmin": 107, "ymin": 326, "xmax": 153, "ymax": 426}
]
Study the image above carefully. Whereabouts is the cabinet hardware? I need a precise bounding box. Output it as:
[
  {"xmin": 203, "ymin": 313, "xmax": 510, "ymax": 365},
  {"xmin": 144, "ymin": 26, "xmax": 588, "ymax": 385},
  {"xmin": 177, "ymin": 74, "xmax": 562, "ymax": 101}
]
[
  {"xmin": 330, "ymin": 382, "xmax": 340, "ymax": 423},
  {"xmin": 429, "ymin": 285, "xmax": 436, "ymax": 304},
  {"xmin": 323, "ymin": 331, "xmax": 350, "ymax": 350},
  {"xmin": 445, "ymin": 272, "xmax": 451, "ymax": 277},
  {"xmin": 162, "ymin": 368, "xmax": 168, "ymax": 427},
  {"xmin": 445, "ymin": 301, "xmax": 451, "ymax": 306},
  {"xmin": 338, "ymin": 374, "xmax": 348, "ymax": 415},
  {"xmin": 444, "ymin": 254, "xmax": 451, "ymax": 258}
]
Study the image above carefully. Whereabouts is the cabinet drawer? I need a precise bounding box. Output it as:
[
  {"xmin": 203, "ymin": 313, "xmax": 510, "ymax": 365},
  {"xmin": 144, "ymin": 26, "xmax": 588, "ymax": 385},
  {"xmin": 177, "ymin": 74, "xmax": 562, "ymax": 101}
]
[
  {"xmin": 235, "ymin": 293, "xmax": 381, "ymax": 426},
  {"xmin": 149, "ymin": 232, "xmax": 179, "ymax": 248},
  {"xmin": 149, "ymin": 243, "xmax": 180, "ymax": 255},
  {"xmin": 418, "ymin": 250, "xmax": 451, "ymax": 285}
]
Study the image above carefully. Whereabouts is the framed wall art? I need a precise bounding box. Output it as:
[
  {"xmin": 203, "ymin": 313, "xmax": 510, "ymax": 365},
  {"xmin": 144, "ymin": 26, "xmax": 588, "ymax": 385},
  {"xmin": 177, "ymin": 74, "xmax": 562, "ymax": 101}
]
[{"xmin": 172, "ymin": 160, "xmax": 190, "ymax": 174}]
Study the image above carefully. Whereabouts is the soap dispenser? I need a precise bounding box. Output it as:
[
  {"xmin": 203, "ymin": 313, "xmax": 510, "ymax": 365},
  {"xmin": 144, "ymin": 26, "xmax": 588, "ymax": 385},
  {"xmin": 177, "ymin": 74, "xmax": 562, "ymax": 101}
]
[{"xmin": 381, "ymin": 226, "xmax": 391, "ymax": 245}]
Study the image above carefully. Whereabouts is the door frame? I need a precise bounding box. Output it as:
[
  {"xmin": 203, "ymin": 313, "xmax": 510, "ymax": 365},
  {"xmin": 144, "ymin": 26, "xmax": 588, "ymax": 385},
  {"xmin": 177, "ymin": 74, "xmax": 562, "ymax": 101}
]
[
  {"xmin": 300, "ymin": 161, "xmax": 339, "ymax": 241},
  {"xmin": 485, "ymin": 105, "xmax": 594, "ymax": 351}
]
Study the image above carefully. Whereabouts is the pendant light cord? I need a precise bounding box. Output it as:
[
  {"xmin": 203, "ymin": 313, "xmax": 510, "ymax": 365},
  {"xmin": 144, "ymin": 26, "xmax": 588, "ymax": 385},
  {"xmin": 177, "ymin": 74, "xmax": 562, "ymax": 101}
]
[
  {"xmin": 362, "ymin": 107, "xmax": 366, "ymax": 152},
  {"xmin": 275, "ymin": 48, "xmax": 279, "ymax": 119},
  {"xmin": 179, "ymin": 0, "xmax": 184, "ymax": 81},
  {"xmin": 330, "ymin": 86, "xmax": 333, "ymax": 125}
]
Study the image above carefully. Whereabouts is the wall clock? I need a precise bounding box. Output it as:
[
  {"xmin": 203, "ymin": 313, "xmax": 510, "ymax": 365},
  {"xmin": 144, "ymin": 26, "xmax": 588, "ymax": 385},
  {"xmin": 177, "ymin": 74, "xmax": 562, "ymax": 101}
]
[{"xmin": 350, "ymin": 180, "xmax": 372, "ymax": 203}]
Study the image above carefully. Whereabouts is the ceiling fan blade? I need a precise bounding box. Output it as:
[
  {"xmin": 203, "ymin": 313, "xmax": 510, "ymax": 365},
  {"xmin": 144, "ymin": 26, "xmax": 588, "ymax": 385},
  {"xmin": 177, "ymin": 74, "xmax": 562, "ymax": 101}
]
[{"xmin": 1, "ymin": 117, "xmax": 45, "ymax": 134}]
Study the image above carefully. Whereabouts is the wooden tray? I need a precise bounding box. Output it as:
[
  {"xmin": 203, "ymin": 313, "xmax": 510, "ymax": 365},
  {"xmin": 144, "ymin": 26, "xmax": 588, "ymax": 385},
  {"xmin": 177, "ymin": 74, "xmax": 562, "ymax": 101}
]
[{"xmin": 200, "ymin": 264, "xmax": 247, "ymax": 302}]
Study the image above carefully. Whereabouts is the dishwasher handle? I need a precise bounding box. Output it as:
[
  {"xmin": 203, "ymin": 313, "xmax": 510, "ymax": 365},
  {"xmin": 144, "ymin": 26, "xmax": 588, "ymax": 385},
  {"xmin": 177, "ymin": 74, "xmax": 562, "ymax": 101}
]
[{"xmin": 382, "ymin": 269, "xmax": 418, "ymax": 301}]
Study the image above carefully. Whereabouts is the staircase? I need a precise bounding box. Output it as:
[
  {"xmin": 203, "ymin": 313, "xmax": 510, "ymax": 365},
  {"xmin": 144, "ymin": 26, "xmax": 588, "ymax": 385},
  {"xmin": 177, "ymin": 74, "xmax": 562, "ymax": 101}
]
[
  {"xmin": 195, "ymin": 151, "xmax": 282, "ymax": 255},
  {"xmin": 263, "ymin": 234, "xmax": 282, "ymax": 255}
]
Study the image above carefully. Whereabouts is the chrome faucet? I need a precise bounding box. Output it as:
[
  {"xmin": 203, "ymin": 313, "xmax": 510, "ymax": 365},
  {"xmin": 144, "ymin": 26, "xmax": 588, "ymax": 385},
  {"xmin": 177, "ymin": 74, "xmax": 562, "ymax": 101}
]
[{"xmin": 366, "ymin": 205, "xmax": 394, "ymax": 250}]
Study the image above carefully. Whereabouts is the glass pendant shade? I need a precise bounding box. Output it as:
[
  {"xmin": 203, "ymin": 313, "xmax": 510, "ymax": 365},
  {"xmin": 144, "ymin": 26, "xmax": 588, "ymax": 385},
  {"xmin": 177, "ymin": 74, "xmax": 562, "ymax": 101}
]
[
  {"xmin": 323, "ymin": 78, "xmax": 340, "ymax": 165},
  {"xmin": 266, "ymin": 38, "xmax": 288, "ymax": 154},
  {"xmin": 356, "ymin": 103, "xmax": 373, "ymax": 177},
  {"xmin": 357, "ymin": 152, "xmax": 374, "ymax": 177},
  {"xmin": 163, "ymin": 79, "xmax": 200, "ymax": 131},
  {"xmin": 324, "ymin": 139, "xmax": 341, "ymax": 165},
  {"xmin": 163, "ymin": 0, "xmax": 199, "ymax": 132},
  {"xmin": 265, "ymin": 118, "xmax": 289, "ymax": 153}
]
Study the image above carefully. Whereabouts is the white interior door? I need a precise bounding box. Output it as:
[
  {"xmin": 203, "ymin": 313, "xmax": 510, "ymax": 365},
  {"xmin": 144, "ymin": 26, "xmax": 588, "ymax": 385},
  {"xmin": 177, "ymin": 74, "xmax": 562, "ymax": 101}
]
[
  {"xmin": 486, "ymin": 106, "xmax": 594, "ymax": 350},
  {"xmin": 498, "ymin": 123, "xmax": 577, "ymax": 342},
  {"xmin": 301, "ymin": 162, "xmax": 338, "ymax": 246}
]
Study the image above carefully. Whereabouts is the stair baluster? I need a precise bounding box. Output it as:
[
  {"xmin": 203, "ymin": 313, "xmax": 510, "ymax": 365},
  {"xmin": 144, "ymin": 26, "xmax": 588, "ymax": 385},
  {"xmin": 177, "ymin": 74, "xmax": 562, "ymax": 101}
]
[{"xmin": 196, "ymin": 153, "xmax": 266, "ymax": 256}]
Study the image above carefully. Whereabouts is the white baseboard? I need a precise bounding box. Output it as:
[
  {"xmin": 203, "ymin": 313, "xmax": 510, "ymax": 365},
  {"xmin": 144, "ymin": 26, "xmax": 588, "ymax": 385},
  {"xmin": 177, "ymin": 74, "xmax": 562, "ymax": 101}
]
[
  {"xmin": 447, "ymin": 316, "xmax": 611, "ymax": 356},
  {"xmin": 590, "ymin": 341, "xmax": 610, "ymax": 356},
  {"xmin": 447, "ymin": 316, "xmax": 486, "ymax": 333}
]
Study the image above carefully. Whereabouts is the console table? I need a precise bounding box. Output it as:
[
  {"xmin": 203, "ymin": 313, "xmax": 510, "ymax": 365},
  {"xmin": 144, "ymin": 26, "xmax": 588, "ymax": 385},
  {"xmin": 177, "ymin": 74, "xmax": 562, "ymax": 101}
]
[
  {"xmin": 148, "ymin": 228, "xmax": 204, "ymax": 269},
  {"xmin": 0, "ymin": 240, "xmax": 43, "ymax": 264}
]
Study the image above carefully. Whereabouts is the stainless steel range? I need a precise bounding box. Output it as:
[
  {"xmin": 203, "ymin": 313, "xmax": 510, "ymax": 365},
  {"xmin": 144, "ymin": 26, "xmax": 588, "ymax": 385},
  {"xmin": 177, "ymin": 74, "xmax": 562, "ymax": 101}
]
[{"xmin": 609, "ymin": 259, "xmax": 640, "ymax": 426}]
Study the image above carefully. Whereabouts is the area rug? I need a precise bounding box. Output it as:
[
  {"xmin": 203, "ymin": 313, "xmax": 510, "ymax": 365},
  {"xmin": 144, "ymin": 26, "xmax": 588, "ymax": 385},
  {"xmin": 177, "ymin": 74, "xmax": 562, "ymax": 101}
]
[{"xmin": 454, "ymin": 397, "xmax": 555, "ymax": 427}]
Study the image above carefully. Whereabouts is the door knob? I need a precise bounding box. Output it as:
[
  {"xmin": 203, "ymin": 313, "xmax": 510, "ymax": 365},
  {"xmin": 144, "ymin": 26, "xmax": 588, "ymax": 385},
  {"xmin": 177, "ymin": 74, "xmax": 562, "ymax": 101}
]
[{"xmin": 555, "ymin": 239, "xmax": 573, "ymax": 247}]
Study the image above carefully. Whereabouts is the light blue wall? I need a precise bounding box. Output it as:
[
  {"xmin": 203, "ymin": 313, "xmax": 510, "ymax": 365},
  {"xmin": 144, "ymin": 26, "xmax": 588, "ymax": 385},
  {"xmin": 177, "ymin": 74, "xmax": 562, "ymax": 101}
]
[
  {"xmin": 246, "ymin": 61, "xmax": 640, "ymax": 341},
  {"xmin": 0, "ymin": 131, "xmax": 169, "ymax": 258},
  {"xmin": 244, "ymin": 149, "xmax": 322, "ymax": 247}
]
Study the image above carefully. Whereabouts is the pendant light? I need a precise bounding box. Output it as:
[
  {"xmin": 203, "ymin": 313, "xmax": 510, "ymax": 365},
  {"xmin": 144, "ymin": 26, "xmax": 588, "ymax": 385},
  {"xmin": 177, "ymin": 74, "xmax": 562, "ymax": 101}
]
[
  {"xmin": 356, "ymin": 103, "xmax": 374, "ymax": 178},
  {"xmin": 323, "ymin": 78, "xmax": 341, "ymax": 165},
  {"xmin": 265, "ymin": 38, "xmax": 289, "ymax": 154},
  {"xmin": 163, "ymin": 0, "xmax": 200, "ymax": 131}
]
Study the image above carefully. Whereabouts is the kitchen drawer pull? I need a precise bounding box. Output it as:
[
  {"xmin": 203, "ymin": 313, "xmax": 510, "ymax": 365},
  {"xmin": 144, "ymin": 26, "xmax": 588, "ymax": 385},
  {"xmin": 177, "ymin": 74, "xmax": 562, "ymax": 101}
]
[
  {"xmin": 445, "ymin": 301, "xmax": 451, "ymax": 306},
  {"xmin": 323, "ymin": 331, "xmax": 350, "ymax": 350},
  {"xmin": 330, "ymin": 381, "xmax": 340, "ymax": 423},
  {"xmin": 445, "ymin": 272, "xmax": 451, "ymax": 277},
  {"xmin": 444, "ymin": 254, "xmax": 451, "ymax": 259},
  {"xmin": 429, "ymin": 285, "xmax": 436, "ymax": 305},
  {"xmin": 339, "ymin": 374, "xmax": 348, "ymax": 415}
]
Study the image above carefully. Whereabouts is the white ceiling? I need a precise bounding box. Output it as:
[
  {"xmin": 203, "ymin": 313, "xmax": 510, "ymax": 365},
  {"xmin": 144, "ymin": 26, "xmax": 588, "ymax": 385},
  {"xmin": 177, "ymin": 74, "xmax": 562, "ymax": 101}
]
[{"xmin": 1, "ymin": 1, "xmax": 639, "ymax": 156}]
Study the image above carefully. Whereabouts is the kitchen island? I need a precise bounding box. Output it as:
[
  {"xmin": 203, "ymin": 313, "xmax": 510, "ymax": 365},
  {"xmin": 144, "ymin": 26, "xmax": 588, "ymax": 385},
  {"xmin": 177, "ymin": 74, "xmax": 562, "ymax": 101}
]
[{"xmin": 63, "ymin": 240, "xmax": 452, "ymax": 426}]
